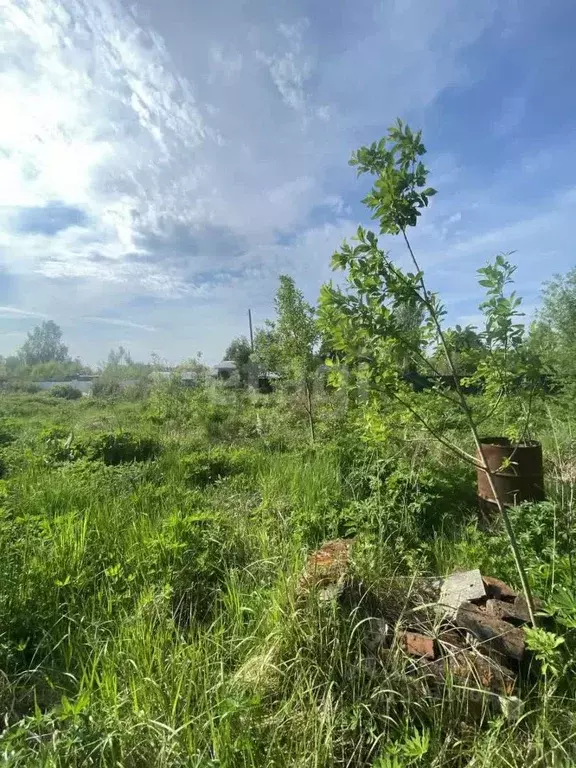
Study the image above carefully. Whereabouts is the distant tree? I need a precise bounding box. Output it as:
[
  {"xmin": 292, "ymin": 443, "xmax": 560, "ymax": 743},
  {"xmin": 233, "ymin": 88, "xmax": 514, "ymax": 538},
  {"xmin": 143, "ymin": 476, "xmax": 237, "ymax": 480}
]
[
  {"xmin": 431, "ymin": 324, "xmax": 486, "ymax": 376},
  {"xmin": 3, "ymin": 356, "xmax": 21, "ymax": 374},
  {"xmin": 18, "ymin": 320, "xmax": 69, "ymax": 365},
  {"xmin": 538, "ymin": 267, "xmax": 576, "ymax": 334},
  {"xmin": 107, "ymin": 346, "xmax": 133, "ymax": 367},
  {"xmin": 253, "ymin": 328, "xmax": 281, "ymax": 374},
  {"xmin": 224, "ymin": 336, "xmax": 252, "ymax": 384},
  {"xmin": 256, "ymin": 275, "xmax": 319, "ymax": 442},
  {"xmin": 393, "ymin": 300, "xmax": 426, "ymax": 374},
  {"xmin": 93, "ymin": 346, "xmax": 153, "ymax": 398},
  {"xmin": 530, "ymin": 267, "xmax": 576, "ymax": 393}
]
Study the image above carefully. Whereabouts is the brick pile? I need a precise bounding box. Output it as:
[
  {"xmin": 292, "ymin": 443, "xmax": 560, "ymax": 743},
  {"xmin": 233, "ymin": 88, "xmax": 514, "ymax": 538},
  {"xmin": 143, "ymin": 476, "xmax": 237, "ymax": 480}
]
[{"xmin": 299, "ymin": 539, "xmax": 541, "ymax": 699}]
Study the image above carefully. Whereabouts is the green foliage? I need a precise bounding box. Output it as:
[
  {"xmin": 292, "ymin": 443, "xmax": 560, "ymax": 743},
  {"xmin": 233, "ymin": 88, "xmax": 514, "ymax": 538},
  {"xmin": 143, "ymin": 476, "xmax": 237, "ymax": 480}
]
[
  {"xmin": 50, "ymin": 384, "xmax": 83, "ymax": 400},
  {"xmin": 478, "ymin": 255, "xmax": 524, "ymax": 349},
  {"xmin": 18, "ymin": 320, "xmax": 70, "ymax": 365},
  {"xmin": 254, "ymin": 275, "xmax": 320, "ymax": 441},
  {"xmin": 524, "ymin": 627, "xmax": 565, "ymax": 678},
  {"xmin": 321, "ymin": 119, "xmax": 546, "ymax": 628},
  {"xmin": 92, "ymin": 375, "xmax": 122, "ymax": 398},
  {"xmin": 375, "ymin": 727, "xmax": 430, "ymax": 766},
  {"xmin": 431, "ymin": 324, "xmax": 486, "ymax": 375},
  {"xmin": 349, "ymin": 119, "xmax": 436, "ymax": 234},
  {"xmin": 0, "ymin": 419, "xmax": 18, "ymax": 446},
  {"xmin": 182, "ymin": 446, "xmax": 258, "ymax": 487},
  {"xmin": 0, "ymin": 382, "xmax": 575, "ymax": 765},
  {"xmin": 83, "ymin": 431, "xmax": 160, "ymax": 465},
  {"xmin": 40, "ymin": 428, "xmax": 160, "ymax": 466},
  {"xmin": 92, "ymin": 346, "xmax": 152, "ymax": 400},
  {"xmin": 254, "ymin": 275, "xmax": 319, "ymax": 381},
  {"xmin": 320, "ymin": 124, "xmax": 545, "ymax": 447},
  {"xmin": 531, "ymin": 267, "xmax": 576, "ymax": 396},
  {"xmin": 224, "ymin": 336, "xmax": 253, "ymax": 384},
  {"xmin": 471, "ymin": 256, "xmax": 545, "ymax": 440}
]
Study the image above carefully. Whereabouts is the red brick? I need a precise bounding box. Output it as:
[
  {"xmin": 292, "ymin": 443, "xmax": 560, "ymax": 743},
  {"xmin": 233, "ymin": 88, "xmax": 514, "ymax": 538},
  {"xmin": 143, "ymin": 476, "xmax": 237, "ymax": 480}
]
[
  {"xmin": 423, "ymin": 649, "xmax": 516, "ymax": 696},
  {"xmin": 298, "ymin": 538, "xmax": 354, "ymax": 594},
  {"xmin": 486, "ymin": 598, "xmax": 531, "ymax": 625},
  {"xmin": 456, "ymin": 602, "xmax": 525, "ymax": 662},
  {"xmin": 399, "ymin": 631, "xmax": 435, "ymax": 660}
]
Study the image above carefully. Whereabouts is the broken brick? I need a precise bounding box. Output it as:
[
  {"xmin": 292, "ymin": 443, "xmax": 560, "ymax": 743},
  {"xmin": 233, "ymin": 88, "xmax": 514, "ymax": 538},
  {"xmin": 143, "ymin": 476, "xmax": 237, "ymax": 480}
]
[
  {"xmin": 298, "ymin": 538, "xmax": 354, "ymax": 595},
  {"xmin": 422, "ymin": 649, "xmax": 517, "ymax": 697},
  {"xmin": 482, "ymin": 576, "xmax": 517, "ymax": 602},
  {"xmin": 399, "ymin": 631, "xmax": 435, "ymax": 660},
  {"xmin": 456, "ymin": 602, "xmax": 525, "ymax": 662},
  {"xmin": 486, "ymin": 599, "xmax": 531, "ymax": 626}
]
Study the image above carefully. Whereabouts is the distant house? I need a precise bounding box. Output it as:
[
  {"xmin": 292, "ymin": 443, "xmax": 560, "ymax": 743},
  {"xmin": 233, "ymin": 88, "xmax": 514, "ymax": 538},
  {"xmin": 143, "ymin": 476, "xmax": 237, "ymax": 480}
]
[
  {"xmin": 211, "ymin": 360, "xmax": 237, "ymax": 381},
  {"xmin": 180, "ymin": 371, "xmax": 201, "ymax": 387}
]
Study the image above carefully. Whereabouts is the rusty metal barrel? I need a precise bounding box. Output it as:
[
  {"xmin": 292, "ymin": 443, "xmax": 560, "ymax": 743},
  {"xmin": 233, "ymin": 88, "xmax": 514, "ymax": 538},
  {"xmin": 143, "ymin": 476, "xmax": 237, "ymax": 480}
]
[{"xmin": 476, "ymin": 437, "xmax": 545, "ymax": 517}]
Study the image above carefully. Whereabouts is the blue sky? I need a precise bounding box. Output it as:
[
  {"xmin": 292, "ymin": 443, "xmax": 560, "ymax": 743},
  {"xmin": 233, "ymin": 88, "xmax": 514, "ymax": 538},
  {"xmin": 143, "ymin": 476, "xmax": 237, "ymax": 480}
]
[{"xmin": 1, "ymin": 0, "xmax": 575, "ymax": 365}]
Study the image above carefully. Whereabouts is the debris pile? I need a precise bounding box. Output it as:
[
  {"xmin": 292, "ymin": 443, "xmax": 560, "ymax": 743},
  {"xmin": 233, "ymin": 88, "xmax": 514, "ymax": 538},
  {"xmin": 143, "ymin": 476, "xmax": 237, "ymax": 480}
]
[{"xmin": 299, "ymin": 539, "xmax": 542, "ymax": 701}]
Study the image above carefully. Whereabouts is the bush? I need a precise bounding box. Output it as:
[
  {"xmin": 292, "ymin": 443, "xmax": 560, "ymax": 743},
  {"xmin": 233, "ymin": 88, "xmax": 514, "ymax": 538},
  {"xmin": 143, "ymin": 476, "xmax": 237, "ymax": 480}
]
[
  {"xmin": 40, "ymin": 428, "xmax": 160, "ymax": 466},
  {"xmin": 182, "ymin": 447, "xmax": 257, "ymax": 487},
  {"xmin": 40, "ymin": 426, "xmax": 80, "ymax": 463},
  {"xmin": 0, "ymin": 420, "xmax": 17, "ymax": 446},
  {"xmin": 0, "ymin": 381, "xmax": 40, "ymax": 394},
  {"xmin": 92, "ymin": 377, "xmax": 121, "ymax": 398},
  {"xmin": 83, "ymin": 431, "xmax": 160, "ymax": 465},
  {"xmin": 50, "ymin": 384, "xmax": 83, "ymax": 400}
]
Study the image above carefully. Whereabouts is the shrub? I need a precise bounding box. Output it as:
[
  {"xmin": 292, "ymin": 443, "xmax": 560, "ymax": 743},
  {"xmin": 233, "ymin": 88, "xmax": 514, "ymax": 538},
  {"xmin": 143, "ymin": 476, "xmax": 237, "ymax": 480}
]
[
  {"xmin": 83, "ymin": 431, "xmax": 160, "ymax": 465},
  {"xmin": 182, "ymin": 447, "xmax": 257, "ymax": 487},
  {"xmin": 1, "ymin": 381, "xmax": 40, "ymax": 394},
  {"xmin": 50, "ymin": 384, "xmax": 82, "ymax": 400},
  {"xmin": 0, "ymin": 420, "xmax": 17, "ymax": 446},
  {"xmin": 92, "ymin": 377, "xmax": 121, "ymax": 398},
  {"xmin": 40, "ymin": 428, "xmax": 160, "ymax": 466},
  {"xmin": 40, "ymin": 426, "xmax": 80, "ymax": 463}
]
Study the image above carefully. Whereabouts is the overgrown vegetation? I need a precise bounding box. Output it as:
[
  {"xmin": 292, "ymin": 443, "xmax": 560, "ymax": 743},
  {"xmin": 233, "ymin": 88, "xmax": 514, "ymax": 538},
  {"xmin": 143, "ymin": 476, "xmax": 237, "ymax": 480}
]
[{"xmin": 1, "ymin": 122, "xmax": 576, "ymax": 766}]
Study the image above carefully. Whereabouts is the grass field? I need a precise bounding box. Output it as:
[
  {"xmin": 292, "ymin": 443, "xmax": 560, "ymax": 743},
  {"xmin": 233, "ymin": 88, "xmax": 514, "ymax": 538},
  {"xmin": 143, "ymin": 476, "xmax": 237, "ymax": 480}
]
[{"xmin": 0, "ymin": 385, "xmax": 575, "ymax": 766}]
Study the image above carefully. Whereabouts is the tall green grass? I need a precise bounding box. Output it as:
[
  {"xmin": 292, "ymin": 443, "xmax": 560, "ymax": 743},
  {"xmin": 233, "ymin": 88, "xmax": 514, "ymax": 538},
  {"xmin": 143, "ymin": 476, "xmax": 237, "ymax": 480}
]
[{"xmin": 0, "ymin": 391, "xmax": 575, "ymax": 765}]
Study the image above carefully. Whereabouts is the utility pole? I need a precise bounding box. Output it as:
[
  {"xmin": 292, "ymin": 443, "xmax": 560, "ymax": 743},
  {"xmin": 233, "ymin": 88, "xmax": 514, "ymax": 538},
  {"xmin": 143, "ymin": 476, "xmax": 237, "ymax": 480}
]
[{"xmin": 248, "ymin": 308, "xmax": 254, "ymax": 351}]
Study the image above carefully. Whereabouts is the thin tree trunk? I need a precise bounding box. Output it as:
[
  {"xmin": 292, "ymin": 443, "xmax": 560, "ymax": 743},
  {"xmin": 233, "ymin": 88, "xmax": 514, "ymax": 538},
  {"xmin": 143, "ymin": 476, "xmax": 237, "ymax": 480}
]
[{"xmin": 400, "ymin": 228, "xmax": 537, "ymax": 626}]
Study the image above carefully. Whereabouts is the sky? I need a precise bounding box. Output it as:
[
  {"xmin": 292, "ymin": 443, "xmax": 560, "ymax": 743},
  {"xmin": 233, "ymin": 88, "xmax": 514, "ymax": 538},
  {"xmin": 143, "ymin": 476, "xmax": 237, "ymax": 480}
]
[{"xmin": 1, "ymin": 0, "xmax": 576, "ymax": 365}]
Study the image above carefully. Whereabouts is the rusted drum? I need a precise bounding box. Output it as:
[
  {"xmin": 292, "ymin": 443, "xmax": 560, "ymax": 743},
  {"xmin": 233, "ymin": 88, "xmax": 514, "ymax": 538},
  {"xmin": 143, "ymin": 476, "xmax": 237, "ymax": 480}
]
[{"xmin": 476, "ymin": 437, "xmax": 545, "ymax": 516}]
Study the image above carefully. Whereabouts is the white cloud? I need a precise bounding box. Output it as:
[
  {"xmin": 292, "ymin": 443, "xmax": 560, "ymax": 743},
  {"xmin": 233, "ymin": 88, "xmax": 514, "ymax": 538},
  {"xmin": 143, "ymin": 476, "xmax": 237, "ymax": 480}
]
[
  {"xmin": 0, "ymin": 306, "xmax": 48, "ymax": 318},
  {"xmin": 0, "ymin": 0, "xmax": 211, "ymax": 289},
  {"xmin": 83, "ymin": 317, "xmax": 157, "ymax": 332},
  {"xmin": 256, "ymin": 20, "xmax": 313, "ymax": 113},
  {"xmin": 209, "ymin": 46, "xmax": 243, "ymax": 81}
]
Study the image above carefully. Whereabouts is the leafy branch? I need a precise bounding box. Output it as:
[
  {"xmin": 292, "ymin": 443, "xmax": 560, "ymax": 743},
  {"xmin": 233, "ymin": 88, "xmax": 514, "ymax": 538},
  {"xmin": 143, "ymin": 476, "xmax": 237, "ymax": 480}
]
[{"xmin": 320, "ymin": 120, "xmax": 541, "ymax": 624}]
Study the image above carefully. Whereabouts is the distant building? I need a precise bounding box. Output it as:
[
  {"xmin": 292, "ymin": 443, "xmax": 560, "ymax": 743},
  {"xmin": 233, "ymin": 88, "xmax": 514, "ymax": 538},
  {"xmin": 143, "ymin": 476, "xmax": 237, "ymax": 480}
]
[{"xmin": 211, "ymin": 360, "xmax": 237, "ymax": 381}]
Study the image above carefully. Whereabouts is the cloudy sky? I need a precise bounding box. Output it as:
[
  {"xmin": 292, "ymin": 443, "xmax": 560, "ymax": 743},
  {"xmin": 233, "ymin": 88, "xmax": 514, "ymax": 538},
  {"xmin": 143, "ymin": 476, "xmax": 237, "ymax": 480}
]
[{"xmin": 1, "ymin": 0, "xmax": 575, "ymax": 364}]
